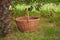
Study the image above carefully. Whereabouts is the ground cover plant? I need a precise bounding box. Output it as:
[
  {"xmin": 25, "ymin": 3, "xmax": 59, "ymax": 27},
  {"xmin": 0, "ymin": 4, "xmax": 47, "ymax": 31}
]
[{"xmin": 0, "ymin": 0, "xmax": 13, "ymax": 37}]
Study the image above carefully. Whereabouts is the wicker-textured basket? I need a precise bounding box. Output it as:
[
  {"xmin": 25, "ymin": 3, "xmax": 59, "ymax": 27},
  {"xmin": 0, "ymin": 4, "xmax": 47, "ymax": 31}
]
[{"xmin": 16, "ymin": 16, "xmax": 40, "ymax": 32}]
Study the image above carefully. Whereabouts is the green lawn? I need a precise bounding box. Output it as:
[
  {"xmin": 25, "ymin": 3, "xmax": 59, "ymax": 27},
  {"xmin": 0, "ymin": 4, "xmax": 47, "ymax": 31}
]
[
  {"xmin": 0, "ymin": 13, "xmax": 60, "ymax": 40},
  {"xmin": 0, "ymin": 3, "xmax": 60, "ymax": 40}
]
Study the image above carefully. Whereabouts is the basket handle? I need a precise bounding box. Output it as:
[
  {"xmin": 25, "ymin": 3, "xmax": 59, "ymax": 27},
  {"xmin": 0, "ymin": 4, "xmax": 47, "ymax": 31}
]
[{"xmin": 24, "ymin": 8, "xmax": 29, "ymax": 22}]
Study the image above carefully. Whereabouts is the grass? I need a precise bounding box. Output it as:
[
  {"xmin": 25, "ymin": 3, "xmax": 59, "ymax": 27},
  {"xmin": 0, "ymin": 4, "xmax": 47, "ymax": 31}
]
[
  {"xmin": 0, "ymin": 13, "xmax": 60, "ymax": 40},
  {"xmin": 0, "ymin": 3, "xmax": 60, "ymax": 40}
]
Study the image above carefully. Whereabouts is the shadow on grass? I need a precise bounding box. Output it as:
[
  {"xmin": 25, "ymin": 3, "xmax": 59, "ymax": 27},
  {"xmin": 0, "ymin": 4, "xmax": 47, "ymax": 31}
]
[{"xmin": 0, "ymin": 32, "xmax": 4, "ymax": 40}]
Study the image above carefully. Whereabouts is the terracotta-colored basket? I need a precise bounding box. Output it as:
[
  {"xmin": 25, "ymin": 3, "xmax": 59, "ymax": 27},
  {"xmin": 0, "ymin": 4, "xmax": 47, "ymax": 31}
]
[{"xmin": 16, "ymin": 16, "xmax": 40, "ymax": 32}]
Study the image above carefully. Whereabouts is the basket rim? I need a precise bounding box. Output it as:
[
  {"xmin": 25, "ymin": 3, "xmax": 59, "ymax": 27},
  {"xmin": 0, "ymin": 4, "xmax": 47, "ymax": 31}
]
[{"xmin": 15, "ymin": 16, "xmax": 40, "ymax": 21}]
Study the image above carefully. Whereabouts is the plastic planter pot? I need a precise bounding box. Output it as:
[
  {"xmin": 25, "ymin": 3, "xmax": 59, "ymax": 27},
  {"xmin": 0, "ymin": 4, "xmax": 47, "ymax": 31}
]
[{"xmin": 16, "ymin": 16, "xmax": 40, "ymax": 32}]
